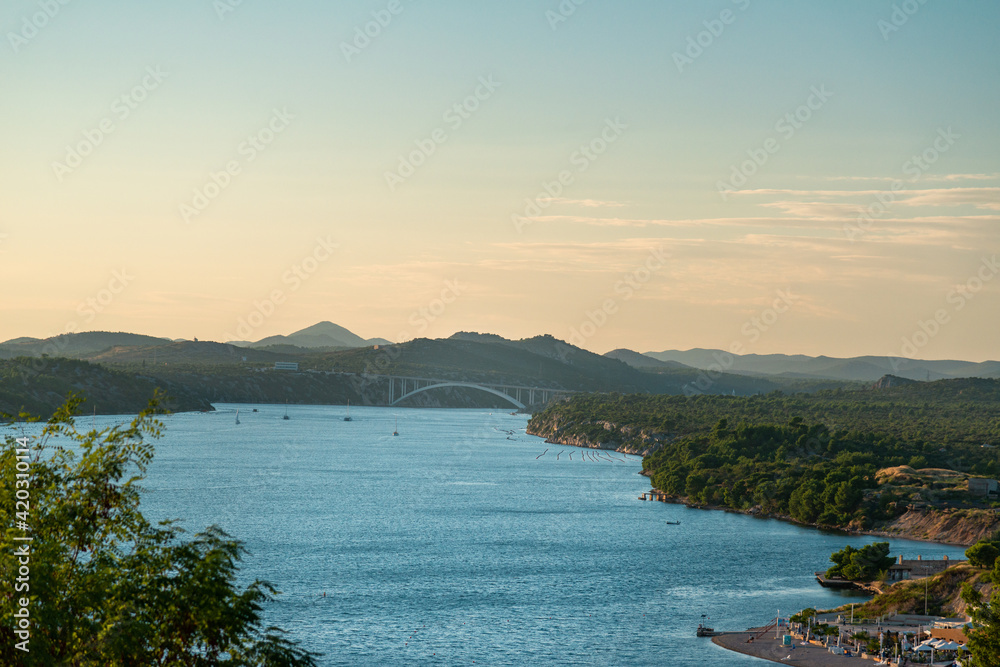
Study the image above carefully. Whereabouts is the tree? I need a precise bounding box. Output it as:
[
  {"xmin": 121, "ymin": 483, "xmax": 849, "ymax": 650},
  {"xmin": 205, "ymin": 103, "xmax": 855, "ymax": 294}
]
[
  {"xmin": 960, "ymin": 583, "xmax": 1000, "ymax": 667},
  {"xmin": 789, "ymin": 480, "xmax": 824, "ymax": 523},
  {"xmin": 0, "ymin": 395, "xmax": 319, "ymax": 666},
  {"xmin": 966, "ymin": 541, "xmax": 1000, "ymax": 569},
  {"xmin": 826, "ymin": 545, "xmax": 858, "ymax": 579},
  {"xmin": 826, "ymin": 542, "xmax": 894, "ymax": 582}
]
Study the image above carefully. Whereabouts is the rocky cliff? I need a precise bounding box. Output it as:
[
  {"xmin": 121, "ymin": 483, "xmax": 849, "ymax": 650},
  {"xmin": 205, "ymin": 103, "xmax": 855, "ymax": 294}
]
[
  {"xmin": 526, "ymin": 413, "xmax": 667, "ymax": 455},
  {"xmin": 871, "ymin": 508, "xmax": 1000, "ymax": 547}
]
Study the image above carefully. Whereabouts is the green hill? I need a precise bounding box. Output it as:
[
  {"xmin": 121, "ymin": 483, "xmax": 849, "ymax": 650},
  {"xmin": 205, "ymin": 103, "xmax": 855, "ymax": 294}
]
[
  {"xmin": 0, "ymin": 332, "xmax": 171, "ymax": 359},
  {"xmin": 0, "ymin": 357, "xmax": 212, "ymax": 418}
]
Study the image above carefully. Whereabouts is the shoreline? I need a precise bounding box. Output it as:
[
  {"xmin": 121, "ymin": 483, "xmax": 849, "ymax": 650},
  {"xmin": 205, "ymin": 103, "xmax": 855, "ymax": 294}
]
[
  {"xmin": 535, "ymin": 434, "xmax": 988, "ymax": 548},
  {"xmin": 642, "ymin": 492, "xmax": 980, "ymax": 548}
]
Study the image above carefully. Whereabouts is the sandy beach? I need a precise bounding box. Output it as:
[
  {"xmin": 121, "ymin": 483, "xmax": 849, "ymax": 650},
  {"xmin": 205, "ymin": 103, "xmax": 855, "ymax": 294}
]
[{"xmin": 712, "ymin": 632, "xmax": 875, "ymax": 666}]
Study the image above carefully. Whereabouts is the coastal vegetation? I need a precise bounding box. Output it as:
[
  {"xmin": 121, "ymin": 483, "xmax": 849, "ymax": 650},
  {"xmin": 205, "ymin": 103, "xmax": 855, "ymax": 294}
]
[
  {"xmin": 527, "ymin": 382, "xmax": 1000, "ymax": 536},
  {"xmin": 961, "ymin": 580, "xmax": 1000, "ymax": 666},
  {"xmin": 966, "ymin": 540, "xmax": 1000, "ymax": 569},
  {"xmin": 825, "ymin": 542, "xmax": 894, "ymax": 582},
  {"xmin": 0, "ymin": 395, "xmax": 318, "ymax": 666},
  {"xmin": 0, "ymin": 357, "xmax": 212, "ymax": 418}
]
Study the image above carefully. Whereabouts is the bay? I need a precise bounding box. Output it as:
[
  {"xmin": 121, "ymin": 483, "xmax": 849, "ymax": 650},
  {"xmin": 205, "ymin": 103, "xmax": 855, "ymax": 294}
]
[{"xmin": 73, "ymin": 405, "xmax": 973, "ymax": 665}]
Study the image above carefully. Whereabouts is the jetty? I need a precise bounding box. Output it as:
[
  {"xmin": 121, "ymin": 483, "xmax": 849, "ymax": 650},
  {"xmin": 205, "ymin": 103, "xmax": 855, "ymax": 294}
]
[
  {"xmin": 638, "ymin": 490, "xmax": 670, "ymax": 502},
  {"xmin": 814, "ymin": 572, "xmax": 858, "ymax": 590}
]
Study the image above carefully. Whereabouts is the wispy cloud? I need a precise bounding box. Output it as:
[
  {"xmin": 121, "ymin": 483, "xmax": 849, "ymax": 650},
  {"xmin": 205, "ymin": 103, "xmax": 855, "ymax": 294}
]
[
  {"xmin": 537, "ymin": 197, "xmax": 629, "ymax": 208},
  {"xmin": 758, "ymin": 201, "xmax": 866, "ymax": 218},
  {"xmin": 803, "ymin": 173, "xmax": 1000, "ymax": 183},
  {"xmin": 901, "ymin": 187, "xmax": 1000, "ymax": 209},
  {"xmin": 735, "ymin": 187, "xmax": 1000, "ymax": 213}
]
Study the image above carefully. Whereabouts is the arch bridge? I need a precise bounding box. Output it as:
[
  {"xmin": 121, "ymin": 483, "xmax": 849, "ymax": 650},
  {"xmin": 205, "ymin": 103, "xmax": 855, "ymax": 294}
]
[{"xmin": 386, "ymin": 375, "xmax": 571, "ymax": 409}]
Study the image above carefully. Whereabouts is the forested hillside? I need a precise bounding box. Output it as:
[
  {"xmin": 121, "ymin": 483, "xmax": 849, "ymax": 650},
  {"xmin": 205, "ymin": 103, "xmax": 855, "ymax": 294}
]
[
  {"xmin": 0, "ymin": 358, "xmax": 212, "ymax": 417},
  {"xmin": 527, "ymin": 380, "xmax": 1000, "ymax": 536}
]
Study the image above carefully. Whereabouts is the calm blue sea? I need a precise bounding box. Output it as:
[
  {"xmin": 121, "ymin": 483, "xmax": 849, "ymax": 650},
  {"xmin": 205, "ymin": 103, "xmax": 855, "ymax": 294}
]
[{"xmin": 30, "ymin": 405, "xmax": 971, "ymax": 665}]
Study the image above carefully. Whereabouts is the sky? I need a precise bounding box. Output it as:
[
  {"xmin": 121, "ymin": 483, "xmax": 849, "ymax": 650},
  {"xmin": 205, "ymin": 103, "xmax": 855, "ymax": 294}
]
[{"xmin": 1, "ymin": 0, "xmax": 998, "ymax": 361}]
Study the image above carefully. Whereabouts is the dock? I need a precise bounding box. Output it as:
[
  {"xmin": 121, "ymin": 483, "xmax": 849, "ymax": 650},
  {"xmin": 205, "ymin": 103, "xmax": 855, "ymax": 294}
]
[
  {"xmin": 638, "ymin": 490, "xmax": 670, "ymax": 502},
  {"xmin": 814, "ymin": 572, "xmax": 859, "ymax": 589}
]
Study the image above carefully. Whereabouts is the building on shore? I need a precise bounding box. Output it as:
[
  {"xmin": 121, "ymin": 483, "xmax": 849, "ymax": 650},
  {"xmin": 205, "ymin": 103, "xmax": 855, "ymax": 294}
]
[
  {"xmin": 968, "ymin": 477, "xmax": 999, "ymax": 496},
  {"xmin": 887, "ymin": 554, "xmax": 963, "ymax": 582}
]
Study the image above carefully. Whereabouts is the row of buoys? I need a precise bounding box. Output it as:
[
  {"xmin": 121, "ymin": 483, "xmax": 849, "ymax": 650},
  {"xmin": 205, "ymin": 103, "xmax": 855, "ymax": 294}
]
[{"xmin": 535, "ymin": 449, "xmax": 634, "ymax": 463}]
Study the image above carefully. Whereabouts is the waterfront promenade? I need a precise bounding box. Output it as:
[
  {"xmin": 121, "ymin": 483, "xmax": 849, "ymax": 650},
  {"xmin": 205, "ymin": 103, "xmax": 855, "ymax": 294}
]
[{"xmin": 712, "ymin": 632, "xmax": 874, "ymax": 666}]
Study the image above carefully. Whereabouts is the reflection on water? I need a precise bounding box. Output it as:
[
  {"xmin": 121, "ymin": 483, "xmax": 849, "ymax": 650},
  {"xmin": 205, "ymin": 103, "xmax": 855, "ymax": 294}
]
[{"xmin": 117, "ymin": 405, "xmax": 968, "ymax": 666}]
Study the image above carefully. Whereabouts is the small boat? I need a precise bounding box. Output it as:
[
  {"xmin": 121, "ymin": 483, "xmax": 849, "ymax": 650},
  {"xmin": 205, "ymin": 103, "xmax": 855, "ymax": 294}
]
[
  {"xmin": 235, "ymin": 409, "xmax": 241, "ymax": 425},
  {"xmin": 665, "ymin": 520, "xmax": 681, "ymax": 525},
  {"xmin": 344, "ymin": 400, "xmax": 353, "ymax": 422},
  {"xmin": 283, "ymin": 401, "xmax": 290, "ymax": 420},
  {"xmin": 392, "ymin": 416, "xmax": 399, "ymax": 436}
]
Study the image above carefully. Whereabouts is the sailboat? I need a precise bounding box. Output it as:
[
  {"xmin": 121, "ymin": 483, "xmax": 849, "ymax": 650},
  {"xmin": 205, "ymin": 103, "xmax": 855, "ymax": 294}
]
[
  {"xmin": 283, "ymin": 401, "xmax": 290, "ymax": 420},
  {"xmin": 235, "ymin": 409, "xmax": 241, "ymax": 425},
  {"xmin": 344, "ymin": 400, "xmax": 352, "ymax": 422},
  {"xmin": 392, "ymin": 416, "xmax": 399, "ymax": 436}
]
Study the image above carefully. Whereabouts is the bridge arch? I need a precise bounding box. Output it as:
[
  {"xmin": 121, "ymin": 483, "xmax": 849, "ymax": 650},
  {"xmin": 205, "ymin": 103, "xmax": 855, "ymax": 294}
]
[{"xmin": 391, "ymin": 382, "xmax": 526, "ymax": 409}]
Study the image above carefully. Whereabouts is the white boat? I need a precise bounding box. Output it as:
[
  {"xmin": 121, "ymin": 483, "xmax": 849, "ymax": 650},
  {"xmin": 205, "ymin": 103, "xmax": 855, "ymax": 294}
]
[{"xmin": 235, "ymin": 409, "xmax": 240, "ymax": 425}]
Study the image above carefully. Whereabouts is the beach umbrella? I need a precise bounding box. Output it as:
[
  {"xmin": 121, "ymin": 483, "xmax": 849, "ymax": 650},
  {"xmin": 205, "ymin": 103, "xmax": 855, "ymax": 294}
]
[
  {"xmin": 913, "ymin": 643, "xmax": 935, "ymax": 652},
  {"xmin": 936, "ymin": 641, "xmax": 961, "ymax": 651}
]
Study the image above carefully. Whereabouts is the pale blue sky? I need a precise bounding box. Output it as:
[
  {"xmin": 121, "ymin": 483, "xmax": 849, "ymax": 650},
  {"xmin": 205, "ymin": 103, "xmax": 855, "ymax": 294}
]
[{"xmin": 2, "ymin": 1, "xmax": 999, "ymax": 359}]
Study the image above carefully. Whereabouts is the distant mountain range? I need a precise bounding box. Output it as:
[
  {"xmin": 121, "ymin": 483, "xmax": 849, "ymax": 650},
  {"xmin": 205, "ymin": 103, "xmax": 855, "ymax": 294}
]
[
  {"xmin": 228, "ymin": 321, "xmax": 391, "ymax": 350},
  {"xmin": 636, "ymin": 349, "xmax": 1000, "ymax": 382},
  {"xmin": 1, "ymin": 325, "xmax": 996, "ymax": 387},
  {"xmin": 0, "ymin": 323, "xmax": 389, "ymax": 360},
  {"xmin": 0, "ymin": 329, "xmax": 822, "ymax": 416},
  {"xmin": 0, "ymin": 332, "xmax": 172, "ymax": 359}
]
